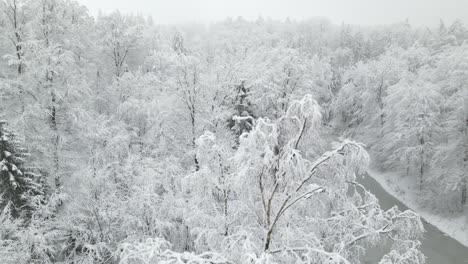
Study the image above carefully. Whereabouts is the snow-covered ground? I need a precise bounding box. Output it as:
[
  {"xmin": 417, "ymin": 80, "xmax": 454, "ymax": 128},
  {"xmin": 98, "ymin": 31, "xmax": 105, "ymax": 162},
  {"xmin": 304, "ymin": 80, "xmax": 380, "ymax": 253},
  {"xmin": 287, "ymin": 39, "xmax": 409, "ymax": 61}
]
[{"xmin": 367, "ymin": 168, "xmax": 468, "ymax": 247}]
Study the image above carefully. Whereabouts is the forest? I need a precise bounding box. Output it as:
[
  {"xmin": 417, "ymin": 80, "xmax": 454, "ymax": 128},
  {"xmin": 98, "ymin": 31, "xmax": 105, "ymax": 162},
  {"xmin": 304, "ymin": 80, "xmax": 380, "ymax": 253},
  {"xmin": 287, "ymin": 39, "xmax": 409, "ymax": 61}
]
[{"xmin": 0, "ymin": 0, "xmax": 467, "ymax": 263}]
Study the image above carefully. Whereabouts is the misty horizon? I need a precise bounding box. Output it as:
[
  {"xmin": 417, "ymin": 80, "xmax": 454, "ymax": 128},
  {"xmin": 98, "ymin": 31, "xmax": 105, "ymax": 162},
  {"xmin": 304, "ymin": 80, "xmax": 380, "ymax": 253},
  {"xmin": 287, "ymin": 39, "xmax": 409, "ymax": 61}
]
[{"xmin": 77, "ymin": 0, "xmax": 468, "ymax": 27}]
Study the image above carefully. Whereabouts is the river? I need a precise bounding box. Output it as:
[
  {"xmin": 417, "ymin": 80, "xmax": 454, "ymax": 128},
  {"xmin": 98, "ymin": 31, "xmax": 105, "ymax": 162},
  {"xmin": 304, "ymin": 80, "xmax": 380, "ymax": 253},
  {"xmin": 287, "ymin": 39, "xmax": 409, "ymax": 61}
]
[{"xmin": 359, "ymin": 173, "xmax": 468, "ymax": 264}]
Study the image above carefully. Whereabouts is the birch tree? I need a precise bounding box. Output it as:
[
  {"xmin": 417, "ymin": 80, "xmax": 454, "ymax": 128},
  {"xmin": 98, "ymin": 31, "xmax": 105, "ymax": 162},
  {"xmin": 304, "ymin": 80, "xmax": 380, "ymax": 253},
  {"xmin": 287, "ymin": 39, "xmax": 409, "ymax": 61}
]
[{"xmin": 184, "ymin": 95, "xmax": 425, "ymax": 263}]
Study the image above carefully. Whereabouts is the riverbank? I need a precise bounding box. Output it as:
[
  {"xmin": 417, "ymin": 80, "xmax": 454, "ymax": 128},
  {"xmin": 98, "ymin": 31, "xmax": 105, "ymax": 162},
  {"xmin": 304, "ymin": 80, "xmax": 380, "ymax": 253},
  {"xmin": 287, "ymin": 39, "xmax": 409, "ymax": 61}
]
[{"xmin": 367, "ymin": 168, "xmax": 468, "ymax": 248}]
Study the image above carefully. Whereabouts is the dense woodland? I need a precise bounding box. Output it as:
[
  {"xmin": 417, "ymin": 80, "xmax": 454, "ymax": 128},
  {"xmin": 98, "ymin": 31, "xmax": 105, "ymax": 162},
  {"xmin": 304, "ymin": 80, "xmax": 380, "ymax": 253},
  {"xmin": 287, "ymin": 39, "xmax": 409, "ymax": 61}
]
[{"xmin": 0, "ymin": 0, "xmax": 467, "ymax": 263}]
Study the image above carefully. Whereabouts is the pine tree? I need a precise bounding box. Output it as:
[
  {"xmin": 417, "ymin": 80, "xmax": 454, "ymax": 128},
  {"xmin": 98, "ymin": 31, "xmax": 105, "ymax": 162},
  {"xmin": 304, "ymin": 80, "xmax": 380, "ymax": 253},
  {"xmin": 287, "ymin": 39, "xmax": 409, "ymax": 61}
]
[
  {"xmin": 229, "ymin": 80, "xmax": 255, "ymax": 140},
  {"xmin": 0, "ymin": 119, "xmax": 46, "ymax": 220}
]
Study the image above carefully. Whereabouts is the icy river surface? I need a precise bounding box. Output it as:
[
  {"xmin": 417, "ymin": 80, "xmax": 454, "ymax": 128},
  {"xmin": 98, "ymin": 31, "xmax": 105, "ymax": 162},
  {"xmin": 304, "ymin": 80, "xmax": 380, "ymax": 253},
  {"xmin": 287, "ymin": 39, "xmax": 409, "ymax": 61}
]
[{"xmin": 359, "ymin": 173, "xmax": 468, "ymax": 264}]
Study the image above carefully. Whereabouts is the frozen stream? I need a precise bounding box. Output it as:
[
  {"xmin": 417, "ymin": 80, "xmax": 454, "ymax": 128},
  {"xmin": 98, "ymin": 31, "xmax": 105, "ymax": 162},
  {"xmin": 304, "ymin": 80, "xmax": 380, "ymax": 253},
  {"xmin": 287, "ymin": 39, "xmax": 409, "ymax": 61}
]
[{"xmin": 359, "ymin": 173, "xmax": 468, "ymax": 264}]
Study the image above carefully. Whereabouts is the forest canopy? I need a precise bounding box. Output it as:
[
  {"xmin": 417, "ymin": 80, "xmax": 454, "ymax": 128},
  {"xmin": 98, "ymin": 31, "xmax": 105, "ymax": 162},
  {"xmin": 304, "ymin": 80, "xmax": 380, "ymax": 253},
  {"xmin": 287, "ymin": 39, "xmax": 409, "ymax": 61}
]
[{"xmin": 0, "ymin": 0, "xmax": 467, "ymax": 263}]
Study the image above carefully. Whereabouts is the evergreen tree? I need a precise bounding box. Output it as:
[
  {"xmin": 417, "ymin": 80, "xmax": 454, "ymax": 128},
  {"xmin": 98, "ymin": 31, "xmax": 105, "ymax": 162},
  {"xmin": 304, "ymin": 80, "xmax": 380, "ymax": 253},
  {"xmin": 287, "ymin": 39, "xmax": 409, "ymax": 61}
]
[
  {"xmin": 229, "ymin": 80, "xmax": 255, "ymax": 140},
  {"xmin": 0, "ymin": 119, "xmax": 46, "ymax": 220}
]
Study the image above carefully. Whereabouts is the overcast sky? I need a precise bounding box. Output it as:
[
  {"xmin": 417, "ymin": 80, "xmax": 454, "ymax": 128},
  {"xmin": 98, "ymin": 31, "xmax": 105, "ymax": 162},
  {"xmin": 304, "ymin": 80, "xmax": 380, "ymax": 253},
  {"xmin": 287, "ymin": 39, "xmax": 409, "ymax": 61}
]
[{"xmin": 76, "ymin": 0, "xmax": 468, "ymax": 26}]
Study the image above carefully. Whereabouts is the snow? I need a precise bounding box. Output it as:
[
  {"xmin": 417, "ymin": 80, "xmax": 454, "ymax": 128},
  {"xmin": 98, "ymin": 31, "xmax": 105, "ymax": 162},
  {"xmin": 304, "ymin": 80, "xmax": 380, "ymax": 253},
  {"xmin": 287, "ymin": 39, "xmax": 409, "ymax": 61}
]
[{"xmin": 367, "ymin": 167, "xmax": 468, "ymax": 247}]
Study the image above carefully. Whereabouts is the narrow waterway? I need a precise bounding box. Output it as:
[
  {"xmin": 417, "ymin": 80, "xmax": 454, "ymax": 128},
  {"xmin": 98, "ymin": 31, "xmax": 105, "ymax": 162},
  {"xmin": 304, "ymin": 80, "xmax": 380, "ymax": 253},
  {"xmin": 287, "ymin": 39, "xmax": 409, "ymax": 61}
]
[{"xmin": 359, "ymin": 173, "xmax": 468, "ymax": 264}]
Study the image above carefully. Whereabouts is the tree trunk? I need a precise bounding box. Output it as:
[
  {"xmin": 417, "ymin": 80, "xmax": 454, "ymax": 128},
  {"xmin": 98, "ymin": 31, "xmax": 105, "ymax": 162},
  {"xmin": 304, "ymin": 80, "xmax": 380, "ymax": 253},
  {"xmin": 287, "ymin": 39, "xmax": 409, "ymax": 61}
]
[
  {"xmin": 48, "ymin": 63, "xmax": 60, "ymax": 188},
  {"xmin": 377, "ymin": 77, "xmax": 385, "ymax": 134},
  {"xmin": 223, "ymin": 189, "xmax": 228, "ymax": 236},
  {"xmin": 50, "ymin": 92, "xmax": 60, "ymax": 188},
  {"xmin": 463, "ymin": 106, "xmax": 468, "ymax": 208},
  {"xmin": 191, "ymin": 111, "xmax": 199, "ymax": 171},
  {"xmin": 10, "ymin": 0, "xmax": 23, "ymax": 75},
  {"xmin": 462, "ymin": 181, "xmax": 467, "ymax": 206},
  {"xmin": 420, "ymin": 163, "xmax": 424, "ymax": 191},
  {"xmin": 15, "ymin": 41, "xmax": 22, "ymax": 75},
  {"xmin": 419, "ymin": 134, "xmax": 425, "ymax": 191},
  {"xmin": 406, "ymin": 157, "xmax": 410, "ymax": 176},
  {"xmin": 264, "ymin": 227, "xmax": 273, "ymax": 251}
]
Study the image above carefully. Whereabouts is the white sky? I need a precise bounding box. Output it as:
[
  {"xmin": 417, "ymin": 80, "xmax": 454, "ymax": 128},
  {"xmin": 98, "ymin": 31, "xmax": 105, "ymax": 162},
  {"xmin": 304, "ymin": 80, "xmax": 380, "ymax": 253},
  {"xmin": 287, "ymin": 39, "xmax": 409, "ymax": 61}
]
[{"xmin": 76, "ymin": 0, "xmax": 468, "ymax": 26}]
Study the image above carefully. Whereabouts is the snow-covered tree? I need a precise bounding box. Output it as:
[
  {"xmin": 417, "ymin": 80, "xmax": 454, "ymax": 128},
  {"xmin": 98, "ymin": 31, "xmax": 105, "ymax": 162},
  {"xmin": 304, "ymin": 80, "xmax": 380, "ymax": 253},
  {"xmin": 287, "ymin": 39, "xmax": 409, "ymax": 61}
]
[
  {"xmin": 97, "ymin": 11, "xmax": 144, "ymax": 77},
  {"xmin": 181, "ymin": 131, "xmax": 234, "ymax": 252},
  {"xmin": 119, "ymin": 238, "xmax": 233, "ymax": 264},
  {"xmin": 228, "ymin": 80, "xmax": 255, "ymax": 140},
  {"xmin": 251, "ymin": 48, "xmax": 332, "ymax": 119},
  {"xmin": 332, "ymin": 47, "xmax": 407, "ymax": 135},
  {"xmin": 429, "ymin": 44, "xmax": 468, "ymax": 211},
  {"xmin": 0, "ymin": 0, "xmax": 30, "ymax": 75},
  {"xmin": 380, "ymin": 78, "xmax": 442, "ymax": 190},
  {"xmin": 2, "ymin": 0, "xmax": 92, "ymax": 190},
  {"xmin": 183, "ymin": 95, "xmax": 424, "ymax": 263},
  {"xmin": 3, "ymin": 3, "xmax": 466, "ymax": 262},
  {"xmin": 173, "ymin": 53, "xmax": 205, "ymax": 170},
  {"xmin": 0, "ymin": 189, "xmax": 64, "ymax": 264},
  {"xmin": 0, "ymin": 118, "xmax": 46, "ymax": 220}
]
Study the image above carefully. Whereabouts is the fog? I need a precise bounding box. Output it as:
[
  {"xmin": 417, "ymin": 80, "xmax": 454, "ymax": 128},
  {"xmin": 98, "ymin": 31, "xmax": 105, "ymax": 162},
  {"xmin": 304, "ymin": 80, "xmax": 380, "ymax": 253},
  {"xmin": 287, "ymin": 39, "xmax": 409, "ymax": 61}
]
[{"xmin": 77, "ymin": 0, "xmax": 467, "ymax": 26}]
